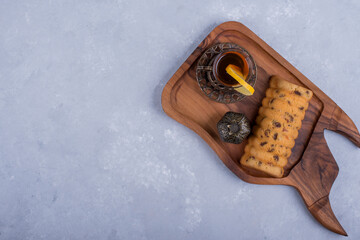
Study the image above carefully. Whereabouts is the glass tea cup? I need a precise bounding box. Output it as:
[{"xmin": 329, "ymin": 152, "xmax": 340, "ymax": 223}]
[
  {"xmin": 200, "ymin": 48, "xmax": 256, "ymax": 93},
  {"xmin": 196, "ymin": 43, "xmax": 257, "ymax": 103}
]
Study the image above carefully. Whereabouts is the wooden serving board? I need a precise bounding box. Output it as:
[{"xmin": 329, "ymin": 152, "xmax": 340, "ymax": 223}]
[{"xmin": 161, "ymin": 21, "xmax": 360, "ymax": 236}]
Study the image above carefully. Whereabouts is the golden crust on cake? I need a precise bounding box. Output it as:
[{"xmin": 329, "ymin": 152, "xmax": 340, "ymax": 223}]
[{"xmin": 240, "ymin": 76, "xmax": 313, "ymax": 177}]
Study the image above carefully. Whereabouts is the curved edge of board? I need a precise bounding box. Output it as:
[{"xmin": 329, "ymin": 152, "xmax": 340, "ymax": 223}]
[
  {"xmin": 287, "ymin": 119, "xmax": 347, "ymax": 236},
  {"xmin": 328, "ymin": 105, "xmax": 360, "ymax": 148},
  {"xmin": 308, "ymin": 196, "xmax": 347, "ymax": 236}
]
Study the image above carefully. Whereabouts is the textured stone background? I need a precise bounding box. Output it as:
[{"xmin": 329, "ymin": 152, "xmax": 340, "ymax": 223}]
[{"xmin": 0, "ymin": 0, "xmax": 359, "ymax": 239}]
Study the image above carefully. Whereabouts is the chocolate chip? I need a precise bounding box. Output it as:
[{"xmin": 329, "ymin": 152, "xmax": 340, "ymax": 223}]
[
  {"xmin": 267, "ymin": 148, "xmax": 275, "ymax": 153},
  {"xmin": 273, "ymin": 155, "xmax": 279, "ymax": 161},
  {"xmin": 264, "ymin": 129, "xmax": 270, "ymax": 137},
  {"xmin": 270, "ymin": 98, "xmax": 275, "ymax": 104},
  {"xmin": 273, "ymin": 133, "xmax": 278, "ymax": 140},
  {"xmin": 258, "ymin": 161, "xmax": 262, "ymax": 166},
  {"xmin": 294, "ymin": 90, "xmax": 301, "ymax": 96},
  {"xmin": 285, "ymin": 112, "xmax": 294, "ymax": 122},
  {"xmin": 299, "ymin": 106, "xmax": 304, "ymax": 111},
  {"xmin": 275, "ymin": 90, "xmax": 279, "ymax": 93},
  {"xmin": 260, "ymin": 141, "xmax": 267, "ymax": 146},
  {"xmin": 279, "ymin": 93, "xmax": 285, "ymax": 97},
  {"xmin": 288, "ymin": 115, "xmax": 294, "ymax": 122},
  {"xmin": 273, "ymin": 121, "xmax": 281, "ymax": 128},
  {"xmin": 287, "ymin": 100, "xmax": 291, "ymax": 105},
  {"xmin": 306, "ymin": 90, "xmax": 309, "ymax": 94},
  {"xmin": 271, "ymin": 107, "xmax": 274, "ymax": 110},
  {"xmin": 271, "ymin": 144, "xmax": 274, "ymax": 147}
]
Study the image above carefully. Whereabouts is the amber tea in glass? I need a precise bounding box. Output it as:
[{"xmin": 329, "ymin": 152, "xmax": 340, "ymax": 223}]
[{"xmin": 213, "ymin": 51, "xmax": 250, "ymax": 87}]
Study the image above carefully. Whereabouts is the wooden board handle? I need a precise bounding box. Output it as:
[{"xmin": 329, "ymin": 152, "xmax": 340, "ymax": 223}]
[
  {"xmin": 308, "ymin": 196, "xmax": 347, "ymax": 236},
  {"xmin": 288, "ymin": 122, "xmax": 347, "ymax": 236},
  {"xmin": 328, "ymin": 105, "xmax": 360, "ymax": 148}
]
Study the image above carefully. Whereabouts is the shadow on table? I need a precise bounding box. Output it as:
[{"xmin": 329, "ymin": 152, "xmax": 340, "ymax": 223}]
[{"xmin": 152, "ymin": 23, "xmax": 218, "ymax": 116}]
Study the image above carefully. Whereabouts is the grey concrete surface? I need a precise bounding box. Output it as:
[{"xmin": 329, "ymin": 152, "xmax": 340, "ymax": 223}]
[{"xmin": 0, "ymin": 0, "xmax": 360, "ymax": 239}]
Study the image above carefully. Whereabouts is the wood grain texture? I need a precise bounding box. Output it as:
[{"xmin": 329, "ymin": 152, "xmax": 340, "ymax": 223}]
[{"xmin": 161, "ymin": 21, "xmax": 360, "ymax": 236}]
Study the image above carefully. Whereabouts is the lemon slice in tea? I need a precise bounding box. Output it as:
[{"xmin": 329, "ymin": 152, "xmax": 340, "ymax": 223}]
[{"xmin": 225, "ymin": 64, "xmax": 255, "ymax": 96}]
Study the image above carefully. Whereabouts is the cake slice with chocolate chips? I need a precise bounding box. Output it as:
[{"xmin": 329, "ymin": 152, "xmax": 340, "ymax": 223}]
[{"xmin": 240, "ymin": 76, "xmax": 313, "ymax": 177}]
